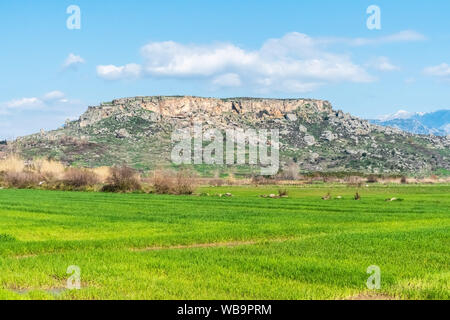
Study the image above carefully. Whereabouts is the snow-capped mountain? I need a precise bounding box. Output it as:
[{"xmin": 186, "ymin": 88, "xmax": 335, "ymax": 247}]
[{"xmin": 370, "ymin": 109, "xmax": 450, "ymax": 136}]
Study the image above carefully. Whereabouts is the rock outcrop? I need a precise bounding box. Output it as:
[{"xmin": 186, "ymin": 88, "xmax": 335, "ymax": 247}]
[
  {"xmin": 6, "ymin": 96, "xmax": 450, "ymax": 175},
  {"xmin": 79, "ymin": 96, "xmax": 331, "ymax": 127}
]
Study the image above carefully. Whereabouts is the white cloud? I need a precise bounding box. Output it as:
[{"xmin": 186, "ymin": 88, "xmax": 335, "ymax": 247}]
[
  {"xmin": 424, "ymin": 63, "xmax": 450, "ymax": 78},
  {"xmin": 212, "ymin": 73, "xmax": 242, "ymax": 87},
  {"xmin": 43, "ymin": 90, "xmax": 65, "ymax": 101},
  {"xmin": 140, "ymin": 42, "xmax": 254, "ymax": 77},
  {"xmin": 63, "ymin": 53, "xmax": 85, "ymax": 69},
  {"xmin": 0, "ymin": 91, "xmax": 73, "ymax": 115},
  {"xmin": 321, "ymin": 30, "xmax": 426, "ymax": 46},
  {"xmin": 5, "ymin": 97, "xmax": 44, "ymax": 109},
  {"xmin": 277, "ymin": 80, "xmax": 322, "ymax": 93},
  {"xmin": 255, "ymin": 33, "xmax": 373, "ymax": 83},
  {"xmin": 367, "ymin": 57, "xmax": 399, "ymax": 71},
  {"xmin": 96, "ymin": 32, "xmax": 375, "ymax": 92},
  {"xmin": 380, "ymin": 30, "xmax": 426, "ymax": 43},
  {"xmin": 96, "ymin": 63, "xmax": 142, "ymax": 80}
]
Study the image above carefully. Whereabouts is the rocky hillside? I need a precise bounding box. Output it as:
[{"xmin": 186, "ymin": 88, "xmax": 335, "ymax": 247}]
[{"xmin": 3, "ymin": 96, "xmax": 449, "ymax": 175}]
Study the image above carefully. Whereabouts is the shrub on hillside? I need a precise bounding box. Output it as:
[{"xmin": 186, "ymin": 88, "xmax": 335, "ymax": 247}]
[
  {"xmin": 63, "ymin": 168, "xmax": 100, "ymax": 188},
  {"xmin": 33, "ymin": 158, "xmax": 65, "ymax": 182},
  {"xmin": 174, "ymin": 170, "xmax": 197, "ymax": 195},
  {"xmin": 345, "ymin": 176, "xmax": 363, "ymax": 187},
  {"xmin": 101, "ymin": 166, "xmax": 141, "ymax": 192},
  {"xmin": 4, "ymin": 171, "xmax": 41, "ymax": 188},
  {"xmin": 280, "ymin": 162, "xmax": 299, "ymax": 180},
  {"xmin": 92, "ymin": 166, "xmax": 111, "ymax": 183},
  {"xmin": 152, "ymin": 170, "xmax": 175, "ymax": 194},
  {"xmin": 209, "ymin": 178, "xmax": 224, "ymax": 187},
  {"xmin": 252, "ymin": 175, "xmax": 276, "ymax": 186},
  {"xmin": 0, "ymin": 155, "xmax": 25, "ymax": 173},
  {"xmin": 152, "ymin": 169, "xmax": 197, "ymax": 195}
]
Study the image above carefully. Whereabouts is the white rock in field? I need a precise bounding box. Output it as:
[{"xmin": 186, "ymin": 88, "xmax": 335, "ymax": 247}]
[
  {"xmin": 298, "ymin": 125, "xmax": 308, "ymax": 133},
  {"xmin": 304, "ymin": 135, "xmax": 316, "ymax": 146},
  {"xmin": 285, "ymin": 113, "xmax": 297, "ymax": 122}
]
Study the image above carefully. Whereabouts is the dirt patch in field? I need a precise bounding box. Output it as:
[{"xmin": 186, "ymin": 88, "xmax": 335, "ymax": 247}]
[
  {"xmin": 9, "ymin": 286, "xmax": 68, "ymax": 296},
  {"xmin": 345, "ymin": 293, "xmax": 397, "ymax": 300},
  {"xmin": 13, "ymin": 250, "xmax": 66, "ymax": 260},
  {"xmin": 131, "ymin": 240, "xmax": 259, "ymax": 252},
  {"xmin": 130, "ymin": 237, "xmax": 295, "ymax": 252},
  {"xmin": 14, "ymin": 253, "xmax": 39, "ymax": 260}
]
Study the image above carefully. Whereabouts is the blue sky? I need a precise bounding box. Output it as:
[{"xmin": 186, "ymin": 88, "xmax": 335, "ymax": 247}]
[{"xmin": 1, "ymin": 0, "xmax": 450, "ymax": 139}]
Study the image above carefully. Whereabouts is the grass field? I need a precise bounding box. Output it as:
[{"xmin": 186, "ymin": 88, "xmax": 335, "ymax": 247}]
[{"xmin": 0, "ymin": 184, "xmax": 449, "ymax": 300}]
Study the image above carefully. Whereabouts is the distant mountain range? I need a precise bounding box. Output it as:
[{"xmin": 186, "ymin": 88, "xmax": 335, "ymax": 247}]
[{"xmin": 370, "ymin": 109, "xmax": 450, "ymax": 136}]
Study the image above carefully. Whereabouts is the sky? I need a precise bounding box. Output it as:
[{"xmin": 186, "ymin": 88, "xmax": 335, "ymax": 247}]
[{"xmin": 1, "ymin": 0, "xmax": 450, "ymax": 139}]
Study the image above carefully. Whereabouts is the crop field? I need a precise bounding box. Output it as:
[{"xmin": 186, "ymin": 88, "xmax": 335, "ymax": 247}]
[{"xmin": 0, "ymin": 184, "xmax": 449, "ymax": 300}]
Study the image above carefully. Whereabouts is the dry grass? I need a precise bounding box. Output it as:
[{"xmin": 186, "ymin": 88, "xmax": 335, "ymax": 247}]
[
  {"xmin": 226, "ymin": 173, "xmax": 236, "ymax": 186},
  {"xmin": 1, "ymin": 154, "xmax": 449, "ymax": 192},
  {"xmin": 32, "ymin": 158, "xmax": 65, "ymax": 181},
  {"xmin": 278, "ymin": 188, "xmax": 289, "ymax": 197},
  {"xmin": 152, "ymin": 169, "xmax": 197, "ymax": 195},
  {"xmin": 279, "ymin": 162, "xmax": 300, "ymax": 180},
  {"xmin": 63, "ymin": 168, "xmax": 100, "ymax": 188},
  {"xmin": 101, "ymin": 166, "xmax": 141, "ymax": 192},
  {"xmin": 0, "ymin": 155, "xmax": 25, "ymax": 173},
  {"xmin": 174, "ymin": 170, "xmax": 198, "ymax": 195},
  {"xmin": 152, "ymin": 169, "xmax": 175, "ymax": 194},
  {"xmin": 3, "ymin": 171, "xmax": 41, "ymax": 188},
  {"xmin": 92, "ymin": 166, "xmax": 111, "ymax": 183},
  {"xmin": 208, "ymin": 178, "xmax": 224, "ymax": 187},
  {"xmin": 252, "ymin": 175, "xmax": 274, "ymax": 186},
  {"xmin": 344, "ymin": 176, "xmax": 365, "ymax": 187}
]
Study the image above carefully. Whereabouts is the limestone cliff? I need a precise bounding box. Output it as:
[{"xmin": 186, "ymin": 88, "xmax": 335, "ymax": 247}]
[{"xmin": 79, "ymin": 96, "xmax": 332, "ymax": 127}]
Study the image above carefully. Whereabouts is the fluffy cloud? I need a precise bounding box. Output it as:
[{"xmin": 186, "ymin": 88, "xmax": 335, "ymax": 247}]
[
  {"xmin": 381, "ymin": 30, "xmax": 426, "ymax": 43},
  {"xmin": 140, "ymin": 42, "xmax": 254, "ymax": 77},
  {"xmin": 0, "ymin": 92, "xmax": 84, "ymax": 139},
  {"xmin": 5, "ymin": 97, "xmax": 44, "ymax": 109},
  {"xmin": 97, "ymin": 63, "xmax": 142, "ymax": 80},
  {"xmin": 63, "ymin": 53, "xmax": 85, "ymax": 69},
  {"xmin": 424, "ymin": 63, "xmax": 450, "ymax": 78},
  {"xmin": 321, "ymin": 30, "xmax": 426, "ymax": 46},
  {"xmin": 97, "ymin": 32, "xmax": 376, "ymax": 92},
  {"xmin": 1, "ymin": 91, "xmax": 70, "ymax": 114},
  {"xmin": 212, "ymin": 73, "xmax": 242, "ymax": 87},
  {"xmin": 367, "ymin": 57, "xmax": 400, "ymax": 71},
  {"xmin": 43, "ymin": 90, "xmax": 65, "ymax": 101}
]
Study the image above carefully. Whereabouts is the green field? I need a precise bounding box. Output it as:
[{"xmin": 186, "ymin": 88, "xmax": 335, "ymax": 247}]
[{"xmin": 0, "ymin": 184, "xmax": 449, "ymax": 300}]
